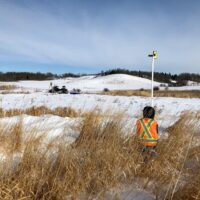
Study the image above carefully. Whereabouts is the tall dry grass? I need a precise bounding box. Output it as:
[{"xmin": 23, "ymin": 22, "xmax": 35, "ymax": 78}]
[
  {"xmin": 0, "ymin": 121, "xmax": 23, "ymax": 154},
  {"xmin": 131, "ymin": 114, "xmax": 200, "ymax": 200},
  {"xmin": 0, "ymin": 112, "xmax": 199, "ymax": 199},
  {"xmin": 0, "ymin": 112, "xmax": 141, "ymax": 199},
  {"xmin": 0, "ymin": 106, "xmax": 79, "ymax": 118},
  {"xmin": 0, "ymin": 84, "xmax": 17, "ymax": 91}
]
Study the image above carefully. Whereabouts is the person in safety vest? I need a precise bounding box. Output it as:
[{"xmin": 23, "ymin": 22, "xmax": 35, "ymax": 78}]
[{"xmin": 136, "ymin": 106, "xmax": 159, "ymax": 156}]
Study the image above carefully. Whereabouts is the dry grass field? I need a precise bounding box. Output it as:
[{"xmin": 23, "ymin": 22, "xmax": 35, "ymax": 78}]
[
  {"xmin": 101, "ymin": 89, "xmax": 200, "ymax": 98},
  {"xmin": 0, "ymin": 84, "xmax": 32, "ymax": 94},
  {"xmin": 0, "ymin": 111, "xmax": 199, "ymax": 199},
  {"xmin": 0, "ymin": 106, "xmax": 79, "ymax": 118},
  {"xmin": 0, "ymin": 84, "xmax": 17, "ymax": 91}
]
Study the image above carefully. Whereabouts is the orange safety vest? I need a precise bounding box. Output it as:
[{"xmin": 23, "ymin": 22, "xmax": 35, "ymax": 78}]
[{"xmin": 136, "ymin": 118, "xmax": 158, "ymax": 147}]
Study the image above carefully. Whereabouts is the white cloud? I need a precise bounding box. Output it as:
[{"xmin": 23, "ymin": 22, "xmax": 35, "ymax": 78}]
[{"xmin": 0, "ymin": 0, "xmax": 200, "ymax": 73}]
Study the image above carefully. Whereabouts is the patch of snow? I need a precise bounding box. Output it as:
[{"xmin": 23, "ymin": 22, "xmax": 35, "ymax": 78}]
[
  {"xmin": 0, "ymin": 114, "xmax": 81, "ymax": 143},
  {"xmin": 186, "ymin": 80, "xmax": 200, "ymax": 86},
  {"xmin": 168, "ymin": 85, "xmax": 200, "ymax": 91}
]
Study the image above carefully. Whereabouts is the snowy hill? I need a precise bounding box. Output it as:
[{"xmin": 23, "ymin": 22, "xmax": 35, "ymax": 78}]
[{"xmin": 13, "ymin": 74, "xmax": 161, "ymax": 92}]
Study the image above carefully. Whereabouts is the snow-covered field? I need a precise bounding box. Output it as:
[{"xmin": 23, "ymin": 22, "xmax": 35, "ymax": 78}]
[
  {"xmin": 0, "ymin": 74, "xmax": 200, "ymax": 199},
  {"xmin": 2, "ymin": 74, "xmax": 200, "ymax": 93},
  {"xmin": 0, "ymin": 93, "xmax": 200, "ymax": 144},
  {"xmin": 165, "ymin": 85, "xmax": 200, "ymax": 91},
  {"xmin": 0, "ymin": 114, "xmax": 80, "ymax": 143},
  {"xmin": 3, "ymin": 74, "xmax": 162, "ymax": 92},
  {"xmin": 0, "ymin": 74, "xmax": 200, "ymax": 142}
]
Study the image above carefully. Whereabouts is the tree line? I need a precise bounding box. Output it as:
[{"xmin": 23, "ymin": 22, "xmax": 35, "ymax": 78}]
[{"xmin": 0, "ymin": 72, "xmax": 82, "ymax": 81}]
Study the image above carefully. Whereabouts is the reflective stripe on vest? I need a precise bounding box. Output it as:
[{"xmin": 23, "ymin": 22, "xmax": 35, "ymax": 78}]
[{"xmin": 140, "ymin": 119, "xmax": 157, "ymax": 142}]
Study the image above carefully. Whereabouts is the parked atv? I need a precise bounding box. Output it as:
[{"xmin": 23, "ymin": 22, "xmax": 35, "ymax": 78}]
[
  {"xmin": 60, "ymin": 86, "xmax": 68, "ymax": 94},
  {"xmin": 70, "ymin": 88, "xmax": 81, "ymax": 95},
  {"xmin": 49, "ymin": 86, "xmax": 68, "ymax": 94}
]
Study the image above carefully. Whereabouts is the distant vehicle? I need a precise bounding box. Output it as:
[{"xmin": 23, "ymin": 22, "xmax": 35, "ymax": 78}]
[
  {"xmin": 49, "ymin": 86, "xmax": 68, "ymax": 94},
  {"xmin": 60, "ymin": 86, "xmax": 68, "ymax": 94},
  {"xmin": 70, "ymin": 88, "xmax": 81, "ymax": 95},
  {"xmin": 49, "ymin": 85, "xmax": 59, "ymax": 93}
]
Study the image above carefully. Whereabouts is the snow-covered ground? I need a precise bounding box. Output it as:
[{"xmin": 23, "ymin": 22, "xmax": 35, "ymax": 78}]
[
  {"xmin": 1, "ymin": 93, "xmax": 200, "ymax": 133},
  {"xmin": 0, "ymin": 74, "xmax": 200, "ymax": 92},
  {"xmin": 0, "ymin": 114, "xmax": 80, "ymax": 143},
  {"xmin": 1, "ymin": 74, "xmax": 200, "ymax": 93},
  {"xmin": 0, "ymin": 74, "xmax": 200, "ymax": 142},
  {"xmin": 0, "ymin": 74, "xmax": 200, "ymax": 198},
  {"xmin": 4, "ymin": 74, "xmax": 162, "ymax": 92},
  {"xmin": 166, "ymin": 85, "xmax": 200, "ymax": 91}
]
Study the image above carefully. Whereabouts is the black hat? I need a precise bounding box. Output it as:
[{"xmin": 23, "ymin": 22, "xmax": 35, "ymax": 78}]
[{"xmin": 143, "ymin": 106, "xmax": 155, "ymax": 119}]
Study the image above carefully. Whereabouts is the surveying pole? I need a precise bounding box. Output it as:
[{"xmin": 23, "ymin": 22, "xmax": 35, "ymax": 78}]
[{"xmin": 148, "ymin": 51, "xmax": 157, "ymax": 107}]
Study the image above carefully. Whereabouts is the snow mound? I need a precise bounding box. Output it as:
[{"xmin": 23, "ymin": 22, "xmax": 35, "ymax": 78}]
[
  {"xmin": 0, "ymin": 114, "xmax": 81, "ymax": 143},
  {"xmin": 13, "ymin": 74, "xmax": 161, "ymax": 92}
]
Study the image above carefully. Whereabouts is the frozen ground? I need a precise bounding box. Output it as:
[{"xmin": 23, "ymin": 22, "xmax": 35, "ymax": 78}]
[
  {"xmin": 1, "ymin": 74, "xmax": 200, "ymax": 93},
  {"xmin": 0, "ymin": 74, "xmax": 200, "ymax": 199},
  {"xmin": 2, "ymin": 74, "xmax": 161, "ymax": 92},
  {"xmin": 0, "ymin": 114, "xmax": 80, "ymax": 143},
  {"xmin": 1, "ymin": 92, "xmax": 200, "ymax": 134},
  {"xmin": 0, "ymin": 74, "xmax": 200, "ymax": 141},
  {"xmin": 162, "ymin": 85, "xmax": 200, "ymax": 91}
]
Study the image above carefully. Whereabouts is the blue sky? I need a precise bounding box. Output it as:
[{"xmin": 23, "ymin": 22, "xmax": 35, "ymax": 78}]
[{"xmin": 0, "ymin": 0, "xmax": 200, "ymax": 74}]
